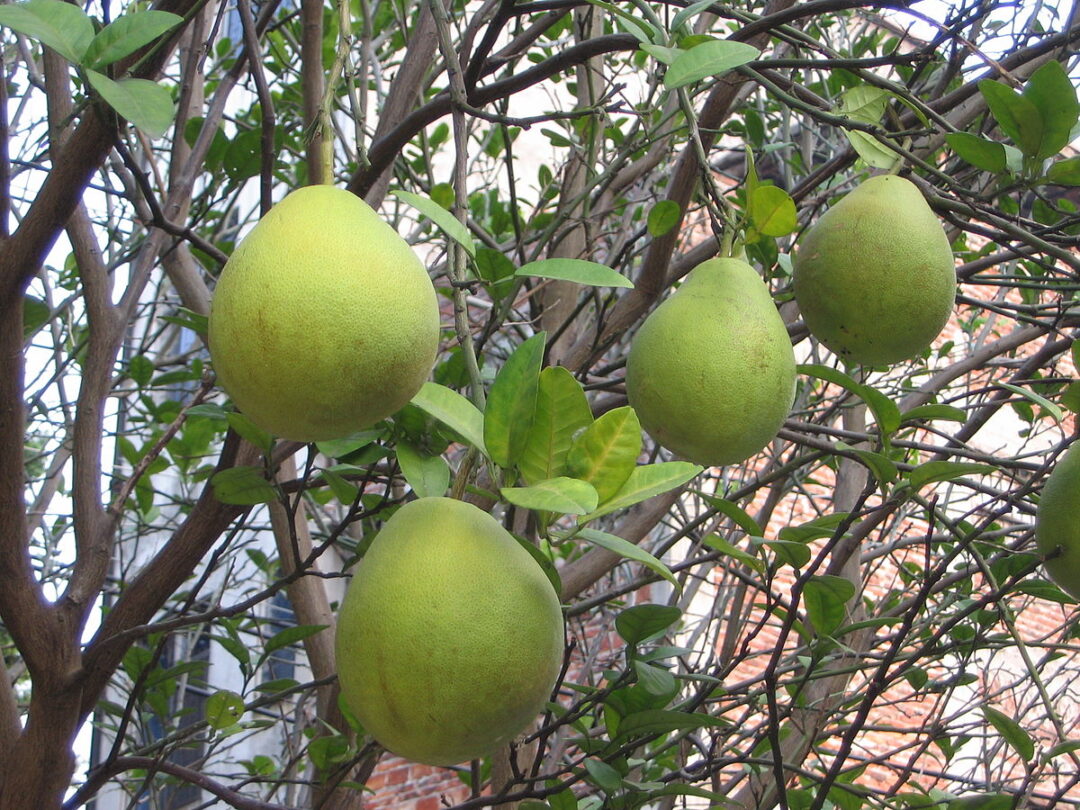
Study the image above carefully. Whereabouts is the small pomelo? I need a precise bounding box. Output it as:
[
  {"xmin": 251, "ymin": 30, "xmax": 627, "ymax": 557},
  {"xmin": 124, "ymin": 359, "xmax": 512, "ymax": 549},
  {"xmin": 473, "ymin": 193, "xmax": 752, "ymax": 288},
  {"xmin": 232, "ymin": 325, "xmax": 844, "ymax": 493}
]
[
  {"xmin": 334, "ymin": 497, "xmax": 564, "ymax": 766},
  {"xmin": 208, "ymin": 185, "xmax": 440, "ymax": 442},
  {"xmin": 1036, "ymin": 441, "xmax": 1080, "ymax": 600},
  {"xmin": 792, "ymin": 174, "xmax": 955, "ymax": 366},
  {"xmin": 625, "ymin": 258, "xmax": 796, "ymax": 466}
]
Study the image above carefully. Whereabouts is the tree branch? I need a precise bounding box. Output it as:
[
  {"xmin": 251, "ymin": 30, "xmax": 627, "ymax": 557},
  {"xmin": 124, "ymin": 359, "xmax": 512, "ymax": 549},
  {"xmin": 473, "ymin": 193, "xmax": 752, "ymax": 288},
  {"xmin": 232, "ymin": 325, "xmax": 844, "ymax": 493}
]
[
  {"xmin": 0, "ymin": 0, "xmax": 203, "ymax": 309},
  {"xmin": 348, "ymin": 33, "xmax": 639, "ymax": 200},
  {"xmin": 93, "ymin": 757, "xmax": 293, "ymax": 810},
  {"xmin": 561, "ymin": 0, "xmax": 798, "ymax": 373},
  {"xmin": 77, "ymin": 430, "xmax": 261, "ymax": 718}
]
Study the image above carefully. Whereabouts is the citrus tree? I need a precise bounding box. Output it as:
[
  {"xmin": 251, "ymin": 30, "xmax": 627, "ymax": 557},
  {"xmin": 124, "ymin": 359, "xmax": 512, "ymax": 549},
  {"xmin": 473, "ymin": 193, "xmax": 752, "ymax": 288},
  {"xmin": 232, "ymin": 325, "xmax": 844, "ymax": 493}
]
[{"xmin": 2, "ymin": 0, "xmax": 1080, "ymax": 808}]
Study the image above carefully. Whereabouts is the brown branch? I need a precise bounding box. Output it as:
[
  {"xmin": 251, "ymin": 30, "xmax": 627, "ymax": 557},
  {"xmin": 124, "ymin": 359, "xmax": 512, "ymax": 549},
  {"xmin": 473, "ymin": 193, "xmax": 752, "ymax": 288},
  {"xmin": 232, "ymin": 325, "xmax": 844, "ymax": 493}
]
[
  {"xmin": 0, "ymin": 644, "xmax": 20, "ymax": 768},
  {"xmin": 0, "ymin": 0, "xmax": 203, "ymax": 309},
  {"xmin": 347, "ymin": 33, "xmax": 639, "ymax": 200},
  {"xmin": 77, "ymin": 430, "xmax": 261, "ymax": 719},
  {"xmin": 301, "ymin": 0, "xmax": 326, "ymax": 185},
  {"xmin": 237, "ymin": 0, "xmax": 276, "ymax": 214},
  {"xmin": 267, "ymin": 456, "xmax": 360, "ymax": 810},
  {"xmin": 898, "ymin": 323, "xmax": 1053, "ymax": 412},
  {"xmin": 561, "ymin": 0, "xmax": 798, "ymax": 374},
  {"xmin": 356, "ymin": 0, "xmax": 441, "ymax": 207},
  {"xmin": 95, "ymin": 757, "xmax": 293, "ymax": 810},
  {"xmin": 728, "ymin": 403, "xmax": 873, "ymax": 810},
  {"xmin": 0, "ymin": 46, "xmax": 9, "ymax": 238},
  {"xmin": 161, "ymin": 5, "xmax": 214, "ymax": 316}
]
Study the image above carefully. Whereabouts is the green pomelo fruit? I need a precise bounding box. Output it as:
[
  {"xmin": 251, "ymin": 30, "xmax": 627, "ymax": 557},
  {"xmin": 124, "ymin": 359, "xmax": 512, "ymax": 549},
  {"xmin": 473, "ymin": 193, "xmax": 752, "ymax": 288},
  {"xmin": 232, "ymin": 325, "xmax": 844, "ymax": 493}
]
[
  {"xmin": 208, "ymin": 185, "xmax": 440, "ymax": 442},
  {"xmin": 334, "ymin": 497, "xmax": 565, "ymax": 766},
  {"xmin": 792, "ymin": 174, "xmax": 956, "ymax": 366},
  {"xmin": 1035, "ymin": 441, "xmax": 1080, "ymax": 600},
  {"xmin": 625, "ymin": 257, "xmax": 796, "ymax": 467}
]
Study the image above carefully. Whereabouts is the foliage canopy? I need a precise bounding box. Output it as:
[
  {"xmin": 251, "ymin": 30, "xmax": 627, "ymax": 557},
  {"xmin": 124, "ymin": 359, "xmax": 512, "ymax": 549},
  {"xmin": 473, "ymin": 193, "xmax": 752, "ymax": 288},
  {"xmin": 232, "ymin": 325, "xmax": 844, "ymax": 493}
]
[{"xmin": 1, "ymin": 0, "xmax": 1080, "ymax": 808}]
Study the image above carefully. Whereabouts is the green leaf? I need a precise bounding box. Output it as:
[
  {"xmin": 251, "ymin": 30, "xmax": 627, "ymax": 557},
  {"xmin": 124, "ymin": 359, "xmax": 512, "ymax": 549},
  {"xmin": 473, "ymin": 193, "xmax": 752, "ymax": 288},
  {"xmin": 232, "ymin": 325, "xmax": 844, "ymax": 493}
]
[
  {"xmin": 1045, "ymin": 739, "xmax": 1080, "ymax": 760},
  {"xmin": 946, "ymin": 132, "xmax": 1008, "ymax": 173},
  {"xmin": 901, "ymin": 404, "xmax": 968, "ymax": 423},
  {"xmin": 835, "ymin": 88, "xmax": 896, "ymax": 169},
  {"xmin": 670, "ymin": 0, "xmax": 718, "ymax": 32},
  {"xmin": 316, "ymin": 431, "xmax": 379, "ymax": 460},
  {"xmin": 516, "ymin": 258, "xmax": 633, "ymax": 289},
  {"xmin": 906, "ymin": 461, "xmax": 998, "ymax": 491},
  {"xmin": 647, "ymin": 784, "xmax": 731, "ymax": 804},
  {"xmin": 839, "ymin": 85, "xmax": 890, "ymax": 124},
  {"xmin": 583, "ymin": 758, "xmax": 624, "ymax": 793},
  {"xmin": 702, "ymin": 534, "xmax": 764, "ymax": 573},
  {"xmin": 501, "ymin": 477, "xmax": 599, "ymax": 515},
  {"xmin": 211, "ymin": 633, "xmax": 251, "ymax": 677},
  {"xmin": 322, "ymin": 467, "xmax": 360, "ymax": 504},
  {"xmin": 410, "ymin": 382, "xmax": 487, "ymax": 456},
  {"xmin": 1061, "ymin": 380, "xmax": 1080, "ymax": 414},
  {"xmin": 211, "ymin": 466, "xmax": 276, "ymax": 505},
  {"xmin": 516, "ymin": 535, "xmax": 562, "ymax": 598},
  {"xmin": 759, "ymin": 538, "xmax": 812, "ymax": 568},
  {"xmin": 998, "ymin": 381, "xmax": 1064, "ymax": 423},
  {"xmin": 803, "ymin": 575, "xmax": 856, "ymax": 637},
  {"xmin": 83, "ymin": 10, "xmax": 182, "ymax": 69},
  {"xmin": 127, "ymin": 354, "xmax": 154, "ymax": 387},
  {"xmin": 567, "ymin": 406, "xmax": 641, "ymax": 503},
  {"xmin": 612, "ymin": 708, "xmax": 726, "ymax": 742},
  {"xmin": 0, "ymin": 0, "xmax": 93, "ymax": 64},
  {"xmin": 547, "ymin": 787, "xmax": 578, "ymax": 810},
  {"xmin": 982, "ymin": 705, "xmax": 1035, "ymax": 762},
  {"xmin": 205, "ymin": 690, "xmax": 245, "ymax": 730},
  {"xmin": 980, "ymin": 79, "xmax": 1043, "ymax": 158},
  {"xmin": 396, "ymin": 442, "xmax": 450, "ymax": 498},
  {"xmin": 519, "ymin": 366, "xmax": 593, "ymax": 485},
  {"xmin": 779, "ymin": 512, "xmax": 850, "ymax": 543},
  {"xmin": 392, "ymin": 189, "xmax": 476, "ymax": 257},
  {"xmin": 85, "ymin": 70, "xmax": 174, "ymax": 138},
  {"xmin": 664, "ymin": 40, "xmax": 759, "ymax": 89},
  {"xmin": 474, "ymin": 247, "xmax": 516, "ymax": 300},
  {"xmin": 615, "ymin": 604, "xmax": 681, "ymax": 646},
  {"xmin": 633, "ymin": 659, "xmax": 677, "ymax": 697},
  {"xmin": 1047, "ymin": 156, "xmax": 1080, "ymax": 185},
  {"xmin": 576, "ymin": 527, "xmax": 680, "ymax": 592},
  {"xmin": 226, "ymin": 412, "xmax": 274, "ymax": 455},
  {"xmin": 749, "ymin": 185, "xmax": 797, "ymax": 237},
  {"xmin": 1014, "ymin": 578, "xmax": 1077, "ymax": 605},
  {"xmin": 263, "ymin": 624, "xmax": 329, "ymax": 659},
  {"xmin": 1002, "ymin": 144, "xmax": 1025, "ymax": 174},
  {"xmin": 647, "ymin": 200, "xmax": 681, "ymax": 237},
  {"xmin": 1022, "ymin": 60, "xmax": 1080, "ymax": 160},
  {"xmin": 22, "ymin": 295, "xmax": 50, "ymax": 339},
  {"xmin": 946, "ymin": 795, "xmax": 1015, "ymax": 810},
  {"xmin": 639, "ymin": 43, "xmax": 681, "ymax": 66},
  {"xmin": 798, "ymin": 364, "xmax": 901, "ymax": 437},
  {"xmin": 308, "ymin": 734, "xmax": 351, "ymax": 771},
  {"xmin": 845, "ymin": 128, "xmax": 900, "ymax": 170},
  {"xmin": 429, "ymin": 181, "xmax": 454, "ymax": 210},
  {"xmin": 835, "ymin": 441, "xmax": 899, "ymax": 486},
  {"xmin": 581, "ymin": 461, "xmax": 701, "ymax": 521},
  {"xmin": 696, "ymin": 492, "xmax": 763, "ymax": 537},
  {"xmin": 583, "ymin": 0, "xmax": 659, "ymax": 44},
  {"xmin": 484, "ymin": 332, "xmax": 545, "ymax": 469}
]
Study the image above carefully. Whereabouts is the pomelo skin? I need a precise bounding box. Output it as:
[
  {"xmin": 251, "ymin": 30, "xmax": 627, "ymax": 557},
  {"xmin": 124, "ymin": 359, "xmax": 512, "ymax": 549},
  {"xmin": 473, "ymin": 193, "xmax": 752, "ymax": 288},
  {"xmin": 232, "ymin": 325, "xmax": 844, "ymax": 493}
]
[
  {"xmin": 625, "ymin": 257, "xmax": 796, "ymax": 467},
  {"xmin": 792, "ymin": 174, "xmax": 956, "ymax": 366},
  {"xmin": 334, "ymin": 497, "xmax": 565, "ymax": 766},
  {"xmin": 1036, "ymin": 441, "xmax": 1080, "ymax": 600},
  {"xmin": 208, "ymin": 185, "xmax": 440, "ymax": 442}
]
